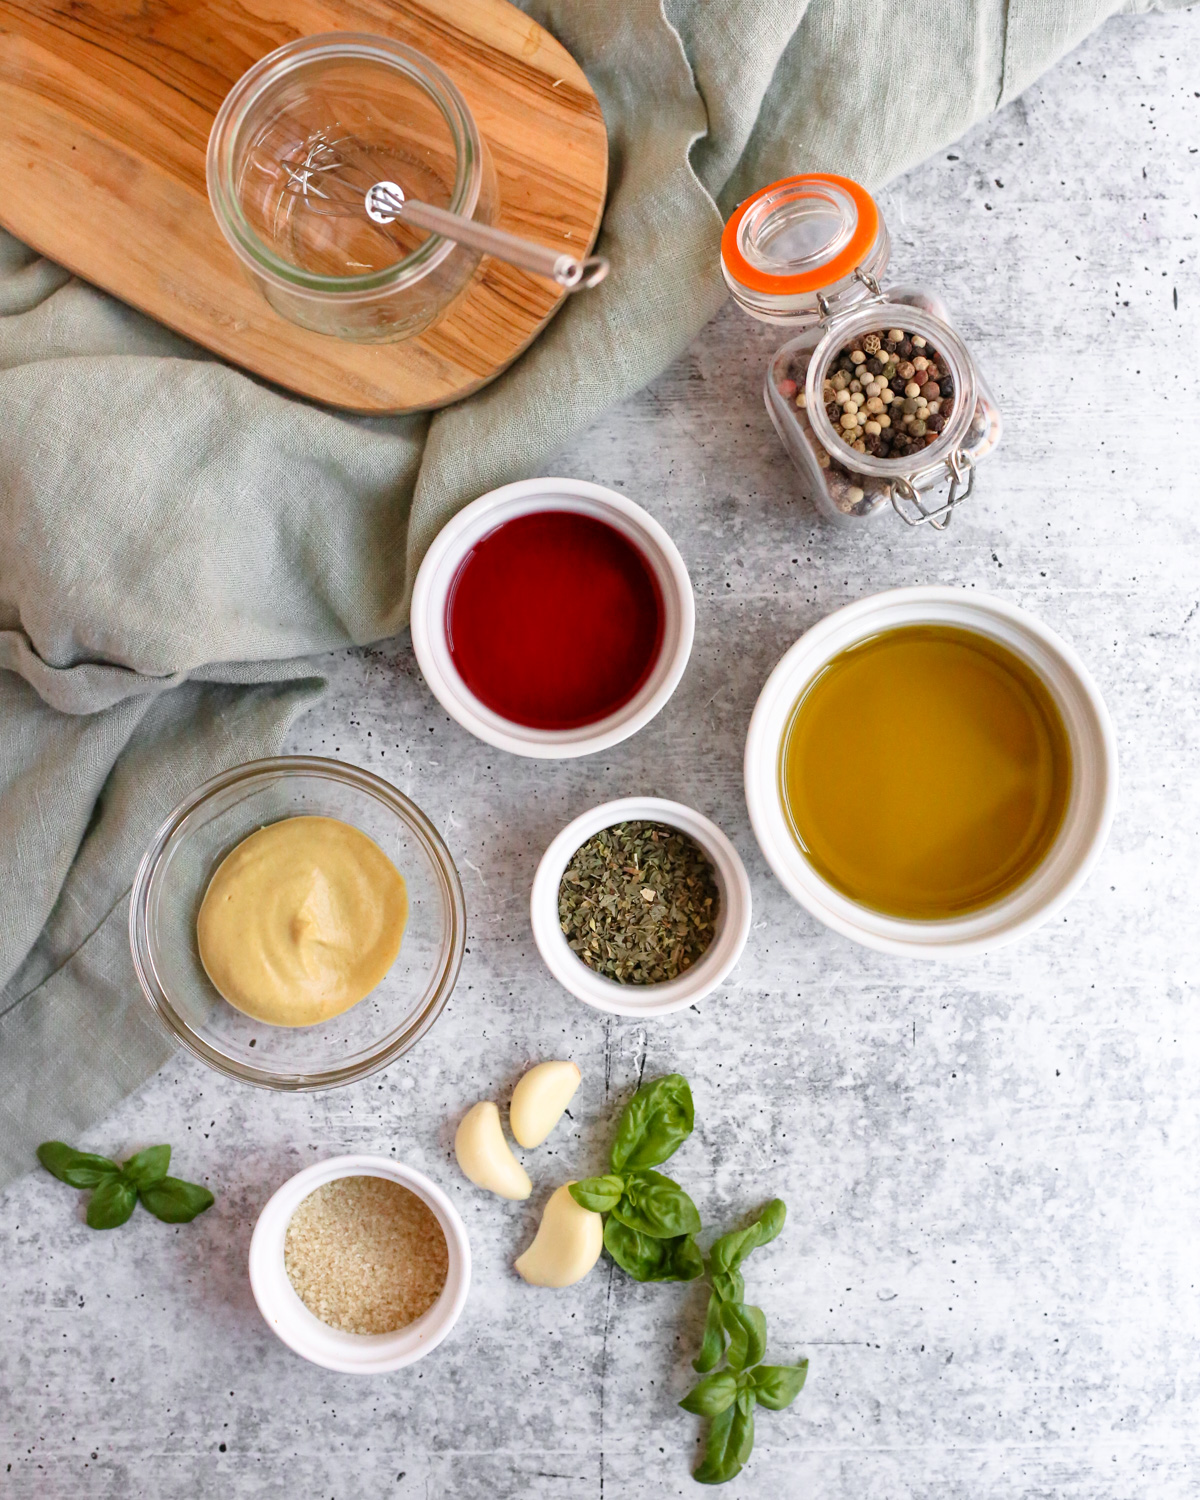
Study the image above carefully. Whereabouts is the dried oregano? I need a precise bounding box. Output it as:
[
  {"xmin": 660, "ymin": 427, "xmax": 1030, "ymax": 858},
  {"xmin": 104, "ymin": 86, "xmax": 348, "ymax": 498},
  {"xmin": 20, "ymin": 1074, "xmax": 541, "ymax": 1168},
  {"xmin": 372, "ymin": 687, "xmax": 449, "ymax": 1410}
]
[{"xmin": 558, "ymin": 821, "xmax": 720, "ymax": 984}]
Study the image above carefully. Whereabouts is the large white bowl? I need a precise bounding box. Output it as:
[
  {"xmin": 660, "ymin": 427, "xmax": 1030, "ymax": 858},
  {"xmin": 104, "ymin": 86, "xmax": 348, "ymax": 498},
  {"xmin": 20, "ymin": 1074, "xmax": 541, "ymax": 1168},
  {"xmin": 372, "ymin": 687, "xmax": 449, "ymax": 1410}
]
[
  {"xmin": 744, "ymin": 588, "xmax": 1118, "ymax": 958},
  {"xmin": 410, "ymin": 478, "xmax": 695, "ymax": 759},
  {"xmin": 249, "ymin": 1155, "xmax": 471, "ymax": 1373},
  {"xmin": 530, "ymin": 797, "xmax": 752, "ymax": 1016}
]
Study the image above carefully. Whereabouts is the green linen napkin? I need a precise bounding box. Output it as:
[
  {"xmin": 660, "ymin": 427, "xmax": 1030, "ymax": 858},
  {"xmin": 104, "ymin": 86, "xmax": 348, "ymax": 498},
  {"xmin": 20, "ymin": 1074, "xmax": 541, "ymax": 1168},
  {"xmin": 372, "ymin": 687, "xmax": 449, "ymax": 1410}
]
[{"xmin": 0, "ymin": 0, "xmax": 1182, "ymax": 1186}]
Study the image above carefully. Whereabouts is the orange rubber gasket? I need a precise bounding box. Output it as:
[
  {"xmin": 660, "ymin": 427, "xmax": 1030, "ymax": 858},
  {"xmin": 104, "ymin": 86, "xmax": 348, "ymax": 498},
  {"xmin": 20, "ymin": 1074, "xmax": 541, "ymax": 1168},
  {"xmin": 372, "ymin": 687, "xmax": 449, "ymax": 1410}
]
[{"xmin": 721, "ymin": 173, "xmax": 879, "ymax": 296}]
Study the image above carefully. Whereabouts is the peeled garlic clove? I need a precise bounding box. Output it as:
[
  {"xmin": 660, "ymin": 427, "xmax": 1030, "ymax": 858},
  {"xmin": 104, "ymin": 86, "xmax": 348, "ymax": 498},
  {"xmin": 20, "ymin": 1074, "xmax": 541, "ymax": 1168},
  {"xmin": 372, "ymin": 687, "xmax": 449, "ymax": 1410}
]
[
  {"xmin": 515, "ymin": 1183, "xmax": 603, "ymax": 1288},
  {"xmin": 454, "ymin": 1101, "xmax": 532, "ymax": 1200},
  {"xmin": 509, "ymin": 1060, "xmax": 582, "ymax": 1149}
]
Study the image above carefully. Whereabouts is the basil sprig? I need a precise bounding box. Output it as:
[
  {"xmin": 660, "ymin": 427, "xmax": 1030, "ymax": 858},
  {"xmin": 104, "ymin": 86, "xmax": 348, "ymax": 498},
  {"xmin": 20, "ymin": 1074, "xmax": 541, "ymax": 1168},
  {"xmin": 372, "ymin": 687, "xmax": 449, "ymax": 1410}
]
[
  {"xmin": 570, "ymin": 1075, "xmax": 702, "ymax": 1281},
  {"xmin": 37, "ymin": 1142, "xmax": 215, "ymax": 1230},
  {"xmin": 680, "ymin": 1198, "xmax": 808, "ymax": 1484},
  {"xmin": 566, "ymin": 1073, "xmax": 807, "ymax": 1484},
  {"xmin": 694, "ymin": 1198, "xmax": 786, "ymax": 1371}
]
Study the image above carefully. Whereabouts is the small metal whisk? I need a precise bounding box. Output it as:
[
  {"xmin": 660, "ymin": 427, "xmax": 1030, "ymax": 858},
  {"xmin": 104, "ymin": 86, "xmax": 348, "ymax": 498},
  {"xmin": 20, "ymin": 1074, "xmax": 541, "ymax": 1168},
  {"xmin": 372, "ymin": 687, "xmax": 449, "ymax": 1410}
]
[{"xmin": 275, "ymin": 133, "xmax": 608, "ymax": 291}]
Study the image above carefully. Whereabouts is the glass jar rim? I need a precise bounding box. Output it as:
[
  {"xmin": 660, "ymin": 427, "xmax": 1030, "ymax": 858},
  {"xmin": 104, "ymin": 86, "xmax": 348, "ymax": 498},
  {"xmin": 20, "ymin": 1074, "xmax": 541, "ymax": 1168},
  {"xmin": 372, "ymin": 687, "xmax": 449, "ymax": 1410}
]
[
  {"xmin": 721, "ymin": 173, "xmax": 891, "ymax": 324},
  {"xmin": 206, "ymin": 34, "xmax": 482, "ymax": 298},
  {"xmin": 803, "ymin": 304, "xmax": 979, "ymax": 479}
]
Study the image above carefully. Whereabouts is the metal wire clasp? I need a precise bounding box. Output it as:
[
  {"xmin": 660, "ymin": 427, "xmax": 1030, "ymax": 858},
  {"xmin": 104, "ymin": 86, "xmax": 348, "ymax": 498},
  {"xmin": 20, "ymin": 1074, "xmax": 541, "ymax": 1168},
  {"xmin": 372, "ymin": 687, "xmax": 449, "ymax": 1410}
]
[
  {"xmin": 815, "ymin": 266, "xmax": 886, "ymax": 321},
  {"xmin": 890, "ymin": 449, "xmax": 975, "ymax": 530}
]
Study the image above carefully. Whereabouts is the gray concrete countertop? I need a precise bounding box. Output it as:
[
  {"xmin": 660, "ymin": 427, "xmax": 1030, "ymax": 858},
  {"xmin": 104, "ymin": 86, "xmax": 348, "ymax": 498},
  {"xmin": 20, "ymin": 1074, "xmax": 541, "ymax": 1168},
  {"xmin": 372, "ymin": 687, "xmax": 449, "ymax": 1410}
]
[{"xmin": 2, "ymin": 12, "xmax": 1198, "ymax": 1498}]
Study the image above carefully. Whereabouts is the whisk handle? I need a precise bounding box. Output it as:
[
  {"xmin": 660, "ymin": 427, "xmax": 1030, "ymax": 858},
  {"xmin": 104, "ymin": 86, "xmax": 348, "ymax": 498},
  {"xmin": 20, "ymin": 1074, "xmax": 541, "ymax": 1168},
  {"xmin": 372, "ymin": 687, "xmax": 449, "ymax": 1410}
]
[{"xmin": 367, "ymin": 183, "xmax": 607, "ymax": 291}]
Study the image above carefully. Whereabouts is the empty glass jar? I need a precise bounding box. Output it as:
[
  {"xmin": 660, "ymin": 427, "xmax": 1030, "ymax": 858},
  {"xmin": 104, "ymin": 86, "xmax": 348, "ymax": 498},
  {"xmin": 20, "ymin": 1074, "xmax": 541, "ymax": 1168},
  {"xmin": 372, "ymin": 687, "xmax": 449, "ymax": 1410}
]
[
  {"xmin": 721, "ymin": 174, "xmax": 1000, "ymax": 528},
  {"xmin": 207, "ymin": 34, "xmax": 497, "ymax": 343}
]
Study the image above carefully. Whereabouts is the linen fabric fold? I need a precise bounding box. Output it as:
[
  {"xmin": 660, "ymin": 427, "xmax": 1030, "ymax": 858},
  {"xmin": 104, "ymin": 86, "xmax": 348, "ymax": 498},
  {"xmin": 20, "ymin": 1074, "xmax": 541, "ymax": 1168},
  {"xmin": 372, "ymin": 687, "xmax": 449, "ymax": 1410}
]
[{"xmin": 0, "ymin": 0, "xmax": 1181, "ymax": 1186}]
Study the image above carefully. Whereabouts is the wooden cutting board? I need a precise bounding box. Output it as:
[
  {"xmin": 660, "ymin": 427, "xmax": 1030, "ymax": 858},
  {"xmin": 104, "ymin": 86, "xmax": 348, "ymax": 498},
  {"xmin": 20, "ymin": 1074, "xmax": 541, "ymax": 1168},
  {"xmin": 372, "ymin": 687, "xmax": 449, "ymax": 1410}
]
[{"xmin": 0, "ymin": 0, "xmax": 608, "ymax": 412}]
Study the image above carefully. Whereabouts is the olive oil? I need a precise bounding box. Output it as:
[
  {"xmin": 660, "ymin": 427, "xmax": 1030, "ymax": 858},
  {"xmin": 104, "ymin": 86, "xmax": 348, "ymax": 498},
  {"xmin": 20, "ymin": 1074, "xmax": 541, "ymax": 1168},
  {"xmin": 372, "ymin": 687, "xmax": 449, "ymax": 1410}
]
[{"xmin": 780, "ymin": 625, "xmax": 1072, "ymax": 919}]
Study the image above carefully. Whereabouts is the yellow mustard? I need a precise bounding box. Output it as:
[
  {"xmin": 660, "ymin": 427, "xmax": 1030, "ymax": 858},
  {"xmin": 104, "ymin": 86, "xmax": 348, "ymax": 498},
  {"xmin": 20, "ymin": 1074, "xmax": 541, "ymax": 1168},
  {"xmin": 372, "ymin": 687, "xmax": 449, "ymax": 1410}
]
[{"xmin": 197, "ymin": 816, "xmax": 408, "ymax": 1027}]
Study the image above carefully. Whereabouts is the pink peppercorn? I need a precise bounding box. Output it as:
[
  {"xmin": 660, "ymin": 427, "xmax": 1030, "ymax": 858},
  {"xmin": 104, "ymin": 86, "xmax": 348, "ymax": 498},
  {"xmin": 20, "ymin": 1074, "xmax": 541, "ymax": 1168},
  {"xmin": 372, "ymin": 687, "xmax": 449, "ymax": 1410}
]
[
  {"xmin": 777, "ymin": 377, "xmax": 797, "ymax": 399},
  {"xmin": 921, "ymin": 381, "xmax": 940, "ymax": 400}
]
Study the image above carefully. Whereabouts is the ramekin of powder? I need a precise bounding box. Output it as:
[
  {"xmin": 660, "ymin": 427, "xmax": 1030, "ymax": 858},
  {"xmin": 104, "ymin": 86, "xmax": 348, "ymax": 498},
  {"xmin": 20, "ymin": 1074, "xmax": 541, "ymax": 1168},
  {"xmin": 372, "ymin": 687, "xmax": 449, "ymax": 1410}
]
[{"xmin": 284, "ymin": 1174, "xmax": 449, "ymax": 1335}]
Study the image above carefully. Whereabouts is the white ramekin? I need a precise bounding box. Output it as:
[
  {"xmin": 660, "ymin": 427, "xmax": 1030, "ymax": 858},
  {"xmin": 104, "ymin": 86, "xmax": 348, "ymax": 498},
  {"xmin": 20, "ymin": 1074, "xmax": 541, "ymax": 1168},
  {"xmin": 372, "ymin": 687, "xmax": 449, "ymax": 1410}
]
[
  {"xmin": 530, "ymin": 797, "xmax": 752, "ymax": 1016},
  {"xmin": 410, "ymin": 479, "xmax": 695, "ymax": 758},
  {"xmin": 744, "ymin": 587, "xmax": 1118, "ymax": 959},
  {"xmin": 248, "ymin": 1155, "xmax": 471, "ymax": 1373}
]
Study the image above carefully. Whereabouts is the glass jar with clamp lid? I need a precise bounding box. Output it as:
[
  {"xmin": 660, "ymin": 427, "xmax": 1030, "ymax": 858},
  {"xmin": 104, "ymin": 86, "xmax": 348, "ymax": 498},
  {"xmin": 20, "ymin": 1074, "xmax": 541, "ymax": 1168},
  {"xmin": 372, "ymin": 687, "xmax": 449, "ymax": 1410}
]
[{"xmin": 721, "ymin": 173, "xmax": 1000, "ymax": 528}]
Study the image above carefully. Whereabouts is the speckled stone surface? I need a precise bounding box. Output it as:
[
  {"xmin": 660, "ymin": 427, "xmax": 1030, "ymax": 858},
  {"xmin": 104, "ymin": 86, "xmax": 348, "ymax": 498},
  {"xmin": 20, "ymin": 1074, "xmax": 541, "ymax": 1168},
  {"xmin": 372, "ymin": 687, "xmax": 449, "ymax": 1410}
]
[{"xmin": 3, "ymin": 13, "xmax": 1199, "ymax": 1498}]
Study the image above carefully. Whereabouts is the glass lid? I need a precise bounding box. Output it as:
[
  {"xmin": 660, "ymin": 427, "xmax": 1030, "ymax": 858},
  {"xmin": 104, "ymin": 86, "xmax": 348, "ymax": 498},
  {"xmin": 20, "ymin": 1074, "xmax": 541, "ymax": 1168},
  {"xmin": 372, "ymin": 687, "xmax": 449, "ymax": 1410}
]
[{"xmin": 720, "ymin": 173, "xmax": 890, "ymax": 324}]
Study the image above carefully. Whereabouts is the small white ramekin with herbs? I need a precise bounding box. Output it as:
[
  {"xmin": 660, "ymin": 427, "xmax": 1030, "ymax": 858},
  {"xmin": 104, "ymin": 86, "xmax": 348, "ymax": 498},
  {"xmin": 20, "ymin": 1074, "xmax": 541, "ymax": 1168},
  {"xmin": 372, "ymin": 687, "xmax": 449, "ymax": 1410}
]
[{"xmin": 530, "ymin": 796, "xmax": 752, "ymax": 1017}]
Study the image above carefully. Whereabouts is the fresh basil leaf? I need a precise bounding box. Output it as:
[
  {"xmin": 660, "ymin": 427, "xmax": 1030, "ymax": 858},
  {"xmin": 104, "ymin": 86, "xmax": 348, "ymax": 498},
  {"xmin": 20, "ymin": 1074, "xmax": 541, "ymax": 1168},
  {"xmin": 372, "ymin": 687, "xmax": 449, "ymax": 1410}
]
[
  {"xmin": 709, "ymin": 1199, "xmax": 787, "ymax": 1277},
  {"xmin": 709, "ymin": 1267, "xmax": 745, "ymax": 1305},
  {"xmin": 37, "ymin": 1141, "xmax": 120, "ymax": 1189},
  {"xmin": 121, "ymin": 1145, "xmax": 171, "ymax": 1190},
  {"xmin": 751, "ymin": 1361, "xmax": 809, "ymax": 1411},
  {"xmin": 693, "ymin": 1291, "xmax": 726, "ymax": 1373},
  {"xmin": 693, "ymin": 1402, "xmax": 735, "ymax": 1486},
  {"xmin": 693, "ymin": 1390, "xmax": 755, "ymax": 1485},
  {"xmin": 138, "ymin": 1177, "xmax": 215, "ymax": 1224},
  {"xmin": 757, "ymin": 1197, "xmax": 786, "ymax": 1242},
  {"xmin": 733, "ymin": 1391, "xmax": 756, "ymax": 1462},
  {"xmin": 679, "ymin": 1369, "xmax": 738, "ymax": 1417},
  {"xmin": 86, "ymin": 1175, "xmax": 138, "ymax": 1230},
  {"xmin": 603, "ymin": 1217, "xmax": 703, "ymax": 1283},
  {"xmin": 663, "ymin": 1232, "xmax": 705, "ymax": 1282},
  {"xmin": 570, "ymin": 1175, "xmax": 625, "ymax": 1213},
  {"xmin": 603, "ymin": 1216, "xmax": 660, "ymax": 1279},
  {"xmin": 609, "ymin": 1170, "xmax": 701, "ymax": 1239},
  {"xmin": 708, "ymin": 1231, "xmax": 746, "ymax": 1278},
  {"xmin": 720, "ymin": 1302, "xmax": 767, "ymax": 1372},
  {"xmin": 610, "ymin": 1074, "xmax": 694, "ymax": 1173}
]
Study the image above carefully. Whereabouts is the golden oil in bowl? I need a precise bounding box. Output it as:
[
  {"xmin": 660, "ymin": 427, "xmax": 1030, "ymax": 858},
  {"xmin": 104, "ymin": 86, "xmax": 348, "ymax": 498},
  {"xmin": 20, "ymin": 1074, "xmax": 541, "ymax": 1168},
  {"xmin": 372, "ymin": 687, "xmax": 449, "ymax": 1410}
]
[{"xmin": 779, "ymin": 624, "xmax": 1072, "ymax": 920}]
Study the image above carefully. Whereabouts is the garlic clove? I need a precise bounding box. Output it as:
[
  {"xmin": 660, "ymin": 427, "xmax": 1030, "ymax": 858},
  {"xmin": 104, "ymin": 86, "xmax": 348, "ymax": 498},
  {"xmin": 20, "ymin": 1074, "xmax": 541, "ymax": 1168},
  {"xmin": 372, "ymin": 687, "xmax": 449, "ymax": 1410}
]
[
  {"xmin": 454, "ymin": 1101, "xmax": 532, "ymax": 1200},
  {"xmin": 509, "ymin": 1060, "xmax": 582, "ymax": 1149},
  {"xmin": 514, "ymin": 1183, "xmax": 603, "ymax": 1288}
]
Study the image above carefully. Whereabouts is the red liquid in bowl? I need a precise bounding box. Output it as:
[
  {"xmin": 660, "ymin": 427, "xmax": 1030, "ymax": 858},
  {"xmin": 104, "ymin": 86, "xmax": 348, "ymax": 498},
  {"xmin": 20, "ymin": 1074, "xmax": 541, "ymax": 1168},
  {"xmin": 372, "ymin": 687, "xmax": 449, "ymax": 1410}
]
[{"xmin": 445, "ymin": 511, "xmax": 665, "ymax": 731}]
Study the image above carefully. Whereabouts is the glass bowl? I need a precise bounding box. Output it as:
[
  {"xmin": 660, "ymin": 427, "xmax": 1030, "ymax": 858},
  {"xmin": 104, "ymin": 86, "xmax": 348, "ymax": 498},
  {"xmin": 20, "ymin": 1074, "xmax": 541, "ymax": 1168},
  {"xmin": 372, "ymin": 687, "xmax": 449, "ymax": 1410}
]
[
  {"xmin": 206, "ymin": 34, "xmax": 497, "ymax": 342},
  {"xmin": 129, "ymin": 757, "xmax": 465, "ymax": 1089}
]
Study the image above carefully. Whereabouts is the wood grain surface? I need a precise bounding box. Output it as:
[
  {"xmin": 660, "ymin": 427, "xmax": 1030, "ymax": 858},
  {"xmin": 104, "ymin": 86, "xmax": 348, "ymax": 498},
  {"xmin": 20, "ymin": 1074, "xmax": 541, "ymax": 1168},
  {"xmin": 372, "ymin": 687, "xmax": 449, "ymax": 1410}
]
[{"xmin": 0, "ymin": 0, "xmax": 608, "ymax": 411}]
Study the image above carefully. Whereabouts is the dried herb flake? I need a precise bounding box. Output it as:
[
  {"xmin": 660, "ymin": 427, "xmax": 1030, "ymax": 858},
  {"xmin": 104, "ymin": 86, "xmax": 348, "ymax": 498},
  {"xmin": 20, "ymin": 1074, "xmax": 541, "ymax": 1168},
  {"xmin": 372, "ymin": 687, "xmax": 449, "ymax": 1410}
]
[{"xmin": 558, "ymin": 821, "xmax": 720, "ymax": 984}]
